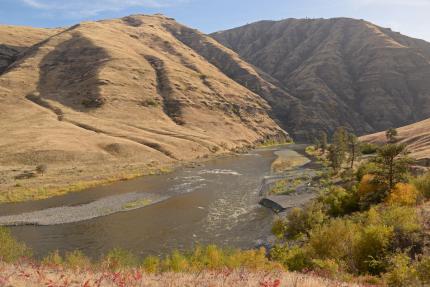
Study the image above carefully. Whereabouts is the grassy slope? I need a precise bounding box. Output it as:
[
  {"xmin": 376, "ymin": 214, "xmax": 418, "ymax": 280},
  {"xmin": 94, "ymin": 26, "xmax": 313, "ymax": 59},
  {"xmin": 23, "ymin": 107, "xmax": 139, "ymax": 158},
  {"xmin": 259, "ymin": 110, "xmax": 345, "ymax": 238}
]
[
  {"xmin": 360, "ymin": 118, "xmax": 430, "ymax": 164},
  {"xmin": 0, "ymin": 15, "xmax": 287, "ymax": 202}
]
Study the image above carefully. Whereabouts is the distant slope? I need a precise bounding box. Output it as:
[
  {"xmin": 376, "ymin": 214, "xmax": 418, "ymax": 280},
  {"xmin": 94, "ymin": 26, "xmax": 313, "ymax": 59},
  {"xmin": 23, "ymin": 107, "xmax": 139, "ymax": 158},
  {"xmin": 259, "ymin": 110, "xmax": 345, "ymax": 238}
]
[
  {"xmin": 361, "ymin": 119, "xmax": 430, "ymax": 164},
  {"xmin": 0, "ymin": 15, "xmax": 287, "ymax": 195},
  {"xmin": 0, "ymin": 25, "xmax": 60, "ymax": 73},
  {"xmin": 212, "ymin": 18, "xmax": 430, "ymax": 139}
]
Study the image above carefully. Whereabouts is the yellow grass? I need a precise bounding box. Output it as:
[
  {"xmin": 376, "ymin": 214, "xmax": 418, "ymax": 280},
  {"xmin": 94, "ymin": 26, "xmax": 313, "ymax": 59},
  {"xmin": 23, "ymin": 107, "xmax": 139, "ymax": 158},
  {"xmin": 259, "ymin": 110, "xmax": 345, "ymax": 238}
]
[{"xmin": 0, "ymin": 167, "xmax": 173, "ymax": 204}]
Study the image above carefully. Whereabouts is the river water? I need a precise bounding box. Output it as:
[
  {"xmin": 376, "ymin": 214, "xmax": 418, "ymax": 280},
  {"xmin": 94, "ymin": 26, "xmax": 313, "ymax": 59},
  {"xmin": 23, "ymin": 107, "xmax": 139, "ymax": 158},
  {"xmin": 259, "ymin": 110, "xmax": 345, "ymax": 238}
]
[{"xmin": 0, "ymin": 145, "xmax": 311, "ymax": 259}]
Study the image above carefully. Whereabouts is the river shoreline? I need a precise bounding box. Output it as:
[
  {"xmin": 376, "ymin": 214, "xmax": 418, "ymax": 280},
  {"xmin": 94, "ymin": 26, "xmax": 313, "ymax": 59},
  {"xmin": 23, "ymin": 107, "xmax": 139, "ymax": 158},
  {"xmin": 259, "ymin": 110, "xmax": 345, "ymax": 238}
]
[
  {"xmin": 0, "ymin": 144, "xmax": 315, "ymax": 227},
  {"xmin": 1, "ymin": 144, "xmax": 321, "ymax": 260},
  {"xmin": 0, "ymin": 145, "xmax": 285, "ymax": 226}
]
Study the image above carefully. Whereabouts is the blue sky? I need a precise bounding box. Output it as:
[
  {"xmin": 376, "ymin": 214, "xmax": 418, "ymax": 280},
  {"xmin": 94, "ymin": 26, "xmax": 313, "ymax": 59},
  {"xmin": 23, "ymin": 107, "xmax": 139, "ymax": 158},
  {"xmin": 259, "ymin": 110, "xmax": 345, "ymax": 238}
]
[{"xmin": 0, "ymin": 0, "xmax": 429, "ymax": 41}]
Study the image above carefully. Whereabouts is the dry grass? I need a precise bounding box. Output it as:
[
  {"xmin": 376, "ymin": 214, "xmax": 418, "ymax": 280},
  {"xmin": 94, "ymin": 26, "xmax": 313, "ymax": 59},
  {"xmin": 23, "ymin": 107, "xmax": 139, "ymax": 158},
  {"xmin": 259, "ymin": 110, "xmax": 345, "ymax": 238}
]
[
  {"xmin": 0, "ymin": 164, "xmax": 173, "ymax": 203},
  {"xmin": 0, "ymin": 262, "xmax": 364, "ymax": 287},
  {"xmin": 0, "ymin": 14, "xmax": 287, "ymax": 202},
  {"xmin": 360, "ymin": 118, "xmax": 430, "ymax": 163}
]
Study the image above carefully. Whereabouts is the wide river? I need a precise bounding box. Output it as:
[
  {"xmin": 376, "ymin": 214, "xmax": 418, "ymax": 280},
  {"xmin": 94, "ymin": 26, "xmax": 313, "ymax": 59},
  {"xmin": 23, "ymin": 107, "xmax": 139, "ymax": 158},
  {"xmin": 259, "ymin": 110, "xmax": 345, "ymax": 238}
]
[{"xmin": 0, "ymin": 145, "xmax": 312, "ymax": 259}]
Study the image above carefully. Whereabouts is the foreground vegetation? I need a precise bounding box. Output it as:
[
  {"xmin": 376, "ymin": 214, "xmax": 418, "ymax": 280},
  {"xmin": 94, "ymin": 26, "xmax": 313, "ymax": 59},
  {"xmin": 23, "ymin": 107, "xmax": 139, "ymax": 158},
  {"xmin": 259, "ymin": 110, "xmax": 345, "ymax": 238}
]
[
  {"xmin": 285, "ymin": 128, "xmax": 430, "ymax": 286},
  {"xmin": 0, "ymin": 231, "xmax": 361, "ymax": 287}
]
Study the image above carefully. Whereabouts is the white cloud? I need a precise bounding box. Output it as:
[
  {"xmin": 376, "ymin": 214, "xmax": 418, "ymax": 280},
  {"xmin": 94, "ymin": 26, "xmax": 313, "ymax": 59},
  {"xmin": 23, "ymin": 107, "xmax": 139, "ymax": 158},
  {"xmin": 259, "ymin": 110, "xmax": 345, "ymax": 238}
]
[{"xmin": 20, "ymin": 0, "xmax": 187, "ymax": 17}]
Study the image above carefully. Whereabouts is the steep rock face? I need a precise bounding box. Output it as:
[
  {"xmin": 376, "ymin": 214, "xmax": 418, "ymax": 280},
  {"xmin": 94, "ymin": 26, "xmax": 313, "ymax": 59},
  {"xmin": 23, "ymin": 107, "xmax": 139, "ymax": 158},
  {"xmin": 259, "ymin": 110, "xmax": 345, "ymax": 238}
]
[
  {"xmin": 0, "ymin": 15, "xmax": 287, "ymax": 176},
  {"xmin": 212, "ymin": 18, "xmax": 430, "ymax": 139}
]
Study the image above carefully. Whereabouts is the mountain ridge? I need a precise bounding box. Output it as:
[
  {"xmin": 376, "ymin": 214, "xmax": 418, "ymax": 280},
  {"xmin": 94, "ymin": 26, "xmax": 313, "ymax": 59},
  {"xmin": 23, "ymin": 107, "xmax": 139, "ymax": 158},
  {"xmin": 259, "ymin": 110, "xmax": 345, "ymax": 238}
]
[{"xmin": 212, "ymin": 17, "xmax": 430, "ymax": 139}]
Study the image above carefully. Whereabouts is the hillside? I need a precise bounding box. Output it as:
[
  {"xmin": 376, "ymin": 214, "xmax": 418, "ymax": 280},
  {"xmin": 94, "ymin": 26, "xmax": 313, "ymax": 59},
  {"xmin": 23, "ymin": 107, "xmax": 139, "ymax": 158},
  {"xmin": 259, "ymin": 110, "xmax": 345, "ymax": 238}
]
[
  {"xmin": 212, "ymin": 18, "xmax": 430, "ymax": 139},
  {"xmin": 361, "ymin": 118, "xmax": 430, "ymax": 164},
  {"xmin": 0, "ymin": 15, "xmax": 287, "ymax": 200},
  {"xmin": 0, "ymin": 25, "xmax": 60, "ymax": 73}
]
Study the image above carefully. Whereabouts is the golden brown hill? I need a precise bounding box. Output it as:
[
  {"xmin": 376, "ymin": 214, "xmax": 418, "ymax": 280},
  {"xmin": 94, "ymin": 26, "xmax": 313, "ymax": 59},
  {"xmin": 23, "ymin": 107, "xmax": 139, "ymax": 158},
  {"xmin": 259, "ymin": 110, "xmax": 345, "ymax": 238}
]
[
  {"xmin": 212, "ymin": 18, "xmax": 430, "ymax": 140},
  {"xmin": 0, "ymin": 25, "xmax": 60, "ymax": 73},
  {"xmin": 0, "ymin": 15, "xmax": 287, "ymax": 200},
  {"xmin": 361, "ymin": 119, "xmax": 430, "ymax": 165}
]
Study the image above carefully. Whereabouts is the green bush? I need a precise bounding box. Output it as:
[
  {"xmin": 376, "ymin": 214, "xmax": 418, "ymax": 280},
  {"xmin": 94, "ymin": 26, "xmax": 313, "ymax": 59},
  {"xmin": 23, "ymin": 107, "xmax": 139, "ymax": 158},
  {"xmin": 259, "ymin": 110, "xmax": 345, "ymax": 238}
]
[
  {"xmin": 142, "ymin": 255, "xmax": 160, "ymax": 273},
  {"xmin": 271, "ymin": 218, "xmax": 287, "ymax": 239},
  {"xmin": 318, "ymin": 186, "xmax": 359, "ymax": 217},
  {"xmin": 354, "ymin": 224, "xmax": 393, "ymax": 274},
  {"xmin": 384, "ymin": 253, "xmax": 419, "ymax": 287},
  {"xmin": 42, "ymin": 250, "xmax": 63, "ymax": 266},
  {"xmin": 185, "ymin": 245, "xmax": 274, "ymax": 271},
  {"xmin": 412, "ymin": 172, "xmax": 430, "ymax": 199},
  {"xmin": 0, "ymin": 227, "xmax": 31, "ymax": 262},
  {"xmin": 284, "ymin": 202, "xmax": 327, "ymax": 239},
  {"xmin": 356, "ymin": 162, "xmax": 379, "ymax": 182},
  {"xmin": 102, "ymin": 248, "xmax": 139, "ymax": 270},
  {"xmin": 307, "ymin": 218, "xmax": 359, "ymax": 263},
  {"xmin": 415, "ymin": 256, "xmax": 430, "ymax": 284},
  {"xmin": 311, "ymin": 258, "xmax": 340, "ymax": 278},
  {"xmin": 366, "ymin": 206, "xmax": 423, "ymax": 256},
  {"xmin": 358, "ymin": 174, "xmax": 387, "ymax": 209},
  {"xmin": 360, "ymin": 143, "xmax": 378, "ymax": 155},
  {"xmin": 162, "ymin": 250, "xmax": 189, "ymax": 272},
  {"xmin": 270, "ymin": 245, "xmax": 311, "ymax": 271},
  {"xmin": 64, "ymin": 250, "xmax": 91, "ymax": 270}
]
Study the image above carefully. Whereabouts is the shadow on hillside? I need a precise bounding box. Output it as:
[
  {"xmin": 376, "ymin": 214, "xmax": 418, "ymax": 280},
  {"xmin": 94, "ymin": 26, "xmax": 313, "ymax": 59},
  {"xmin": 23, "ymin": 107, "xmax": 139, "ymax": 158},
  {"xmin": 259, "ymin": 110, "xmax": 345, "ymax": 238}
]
[
  {"xmin": 36, "ymin": 32, "xmax": 110, "ymax": 111},
  {"xmin": 0, "ymin": 44, "xmax": 25, "ymax": 74}
]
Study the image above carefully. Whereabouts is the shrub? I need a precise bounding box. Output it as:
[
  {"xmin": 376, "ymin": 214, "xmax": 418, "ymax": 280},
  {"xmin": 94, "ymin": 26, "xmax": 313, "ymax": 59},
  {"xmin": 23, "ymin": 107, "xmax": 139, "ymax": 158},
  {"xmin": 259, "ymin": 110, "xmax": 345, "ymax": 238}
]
[
  {"xmin": 64, "ymin": 250, "xmax": 91, "ymax": 270},
  {"xmin": 270, "ymin": 180, "xmax": 288, "ymax": 194},
  {"xmin": 161, "ymin": 250, "xmax": 189, "ymax": 272},
  {"xmin": 36, "ymin": 164, "xmax": 48, "ymax": 175},
  {"xmin": 271, "ymin": 218, "xmax": 287, "ymax": 239},
  {"xmin": 378, "ymin": 206, "xmax": 421, "ymax": 234},
  {"xmin": 226, "ymin": 248, "xmax": 270, "ymax": 270},
  {"xmin": 360, "ymin": 143, "xmax": 378, "ymax": 155},
  {"xmin": 358, "ymin": 174, "xmax": 387, "ymax": 208},
  {"xmin": 270, "ymin": 245, "xmax": 311, "ymax": 271},
  {"xmin": 284, "ymin": 202, "xmax": 326, "ymax": 239},
  {"xmin": 307, "ymin": 218, "xmax": 359, "ymax": 263},
  {"xmin": 102, "ymin": 248, "xmax": 139, "ymax": 270},
  {"xmin": 412, "ymin": 172, "xmax": 430, "ymax": 199},
  {"xmin": 415, "ymin": 256, "xmax": 430, "ymax": 284},
  {"xmin": 42, "ymin": 250, "xmax": 63, "ymax": 266},
  {"xmin": 386, "ymin": 183, "xmax": 418, "ymax": 206},
  {"xmin": 142, "ymin": 256, "xmax": 160, "ymax": 273},
  {"xmin": 0, "ymin": 227, "xmax": 31, "ymax": 262},
  {"xmin": 356, "ymin": 162, "xmax": 379, "ymax": 182},
  {"xmin": 384, "ymin": 253, "xmax": 419, "ymax": 287},
  {"xmin": 311, "ymin": 258, "xmax": 340, "ymax": 278},
  {"xmin": 367, "ymin": 206, "xmax": 423, "ymax": 256},
  {"xmin": 318, "ymin": 186, "xmax": 359, "ymax": 217},
  {"xmin": 354, "ymin": 224, "xmax": 394, "ymax": 274}
]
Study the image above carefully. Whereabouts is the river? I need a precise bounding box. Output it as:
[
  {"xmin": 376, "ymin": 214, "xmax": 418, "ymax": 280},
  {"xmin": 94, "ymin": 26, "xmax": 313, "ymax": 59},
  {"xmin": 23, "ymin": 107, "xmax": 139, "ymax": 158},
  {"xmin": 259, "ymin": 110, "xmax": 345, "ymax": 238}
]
[{"xmin": 0, "ymin": 145, "xmax": 315, "ymax": 259}]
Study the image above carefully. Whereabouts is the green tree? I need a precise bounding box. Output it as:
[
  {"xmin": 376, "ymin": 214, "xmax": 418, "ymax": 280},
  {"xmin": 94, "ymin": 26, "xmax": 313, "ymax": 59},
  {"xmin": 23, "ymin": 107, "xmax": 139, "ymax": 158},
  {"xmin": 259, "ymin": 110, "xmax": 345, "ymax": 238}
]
[
  {"xmin": 386, "ymin": 128, "xmax": 398, "ymax": 143},
  {"xmin": 328, "ymin": 144, "xmax": 342, "ymax": 171},
  {"xmin": 347, "ymin": 133, "xmax": 361, "ymax": 170},
  {"xmin": 327, "ymin": 127, "xmax": 349, "ymax": 171},
  {"xmin": 332, "ymin": 127, "xmax": 348, "ymax": 156},
  {"xmin": 373, "ymin": 143, "xmax": 413, "ymax": 190},
  {"xmin": 319, "ymin": 131, "xmax": 328, "ymax": 152}
]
